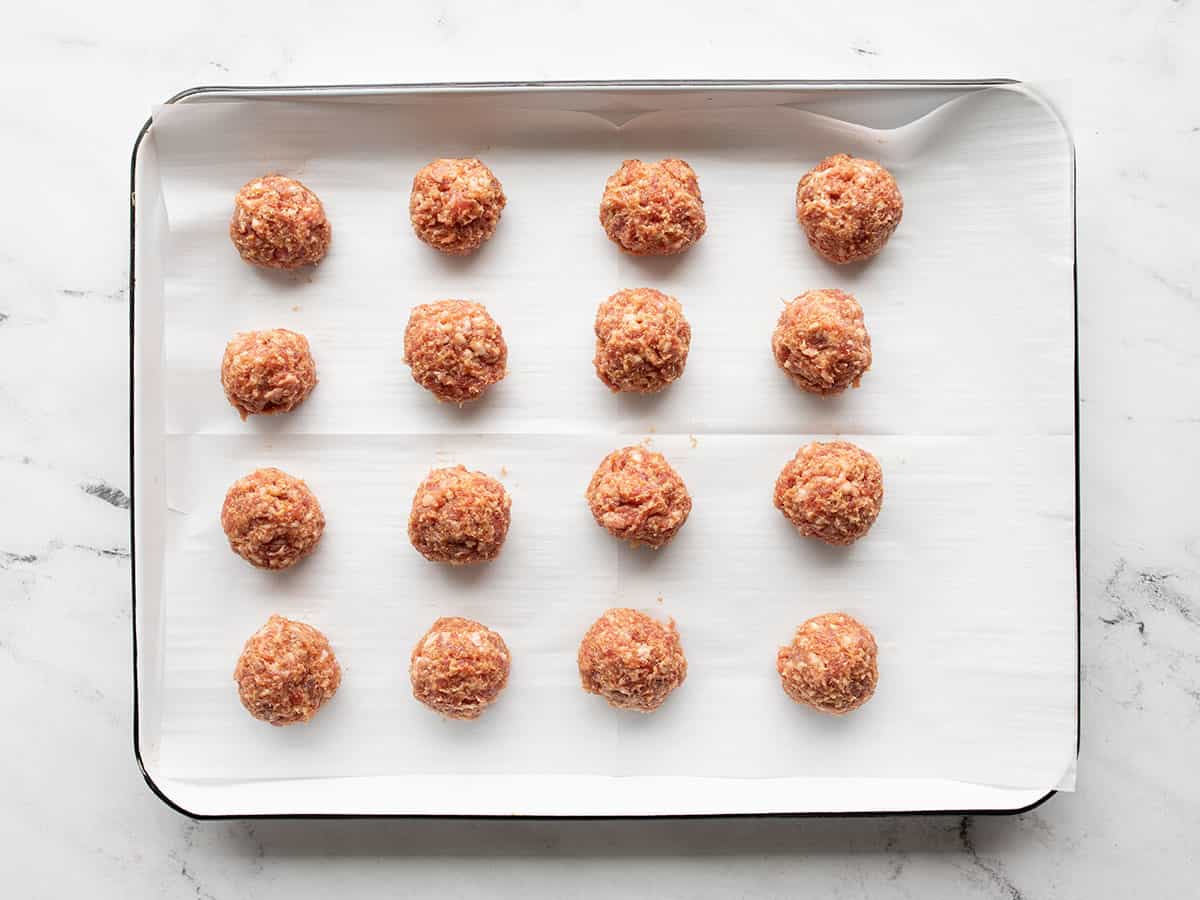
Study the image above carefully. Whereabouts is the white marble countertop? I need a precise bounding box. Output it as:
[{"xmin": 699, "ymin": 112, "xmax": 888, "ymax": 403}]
[{"xmin": 3, "ymin": 1, "xmax": 1198, "ymax": 896}]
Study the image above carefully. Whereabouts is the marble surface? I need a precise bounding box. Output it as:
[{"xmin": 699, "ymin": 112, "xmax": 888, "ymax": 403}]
[{"xmin": 1, "ymin": 0, "xmax": 1197, "ymax": 895}]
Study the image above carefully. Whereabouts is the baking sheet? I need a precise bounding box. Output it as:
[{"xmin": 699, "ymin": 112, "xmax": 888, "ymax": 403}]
[{"xmin": 147, "ymin": 86, "xmax": 1076, "ymax": 793}]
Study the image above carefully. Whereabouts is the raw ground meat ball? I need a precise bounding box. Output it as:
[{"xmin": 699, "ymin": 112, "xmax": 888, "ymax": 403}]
[
  {"xmin": 772, "ymin": 289, "xmax": 871, "ymax": 395},
  {"xmin": 221, "ymin": 467, "xmax": 325, "ymax": 569},
  {"xmin": 796, "ymin": 154, "xmax": 903, "ymax": 264},
  {"xmin": 599, "ymin": 158, "xmax": 706, "ymax": 256},
  {"xmin": 229, "ymin": 175, "xmax": 331, "ymax": 269},
  {"xmin": 578, "ymin": 608, "xmax": 688, "ymax": 713},
  {"xmin": 409, "ymin": 157, "xmax": 506, "ymax": 255},
  {"xmin": 410, "ymin": 616, "xmax": 511, "ymax": 720},
  {"xmin": 777, "ymin": 612, "xmax": 879, "ymax": 714},
  {"xmin": 234, "ymin": 614, "xmax": 341, "ymax": 726},
  {"xmin": 403, "ymin": 300, "xmax": 507, "ymax": 404},
  {"xmin": 220, "ymin": 328, "xmax": 318, "ymax": 419},
  {"xmin": 593, "ymin": 288, "xmax": 691, "ymax": 393},
  {"xmin": 586, "ymin": 446, "xmax": 692, "ymax": 549},
  {"xmin": 408, "ymin": 466, "xmax": 512, "ymax": 565},
  {"xmin": 774, "ymin": 441, "xmax": 883, "ymax": 546}
]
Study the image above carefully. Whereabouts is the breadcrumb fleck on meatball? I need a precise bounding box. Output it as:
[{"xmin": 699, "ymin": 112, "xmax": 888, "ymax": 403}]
[
  {"xmin": 772, "ymin": 290, "xmax": 871, "ymax": 395},
  {"xmin": 221, "ymin": 467, "xmax": 325, "ymax": 569},
  {"xmin": 599, "ymin": 158, "xmax": 706, "ymax": 256},
  {"xmin": 229, "ymin": 175, "xmax": 331, "ymax": 269},
  {"xmin": 586, "ymin": 446, "xmax": 691, "ymax": 549},
  {"xmin": 410, "ymin": 616, "xmax": 511, "ymax": 720},
  {"xmin": 403, "ymin": 300, "xmax": 507, "ymax": 405},
  {"xmin": 578, "ymin": 608, "xmax": 687, "ymax": 713},
  {"xmin": 796, "ymin": 154, "xmax": 902, "ymax": 264},
  {"xmin": 220, "ymin": 328, "xmax": 318, "ymax": 420},
  {"xmin": 774, "ymin": 441, "xmax": 883, "ymax": 546},
  {"xmin": 408, "ymin": 466, "xmax": 512, "ymax": 565},
  {"xmin": 777, "ymin": 612, "xmax": 878, "ymax": 714},
  {"xmin": 234, "ymin": 614, "xmax": 341, "ymax": 726},
  {"xmin": 593, "ymin": 288, "xmax": 691, "ymax": 393},
  {"xmin": 409, "ymin": 158, "xmax": 506, "ymax": 255}
]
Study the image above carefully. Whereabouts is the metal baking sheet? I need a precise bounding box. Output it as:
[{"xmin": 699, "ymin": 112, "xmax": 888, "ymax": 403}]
[{"xmin": 130, "ymin": 80, "xmax": 1078, "ymax": 818}]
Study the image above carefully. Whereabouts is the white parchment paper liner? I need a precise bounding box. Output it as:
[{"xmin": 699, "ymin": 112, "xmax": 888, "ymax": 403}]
[{"xmin": 149, "ymin": 86, "xmax": 1076, "ymax": 790}]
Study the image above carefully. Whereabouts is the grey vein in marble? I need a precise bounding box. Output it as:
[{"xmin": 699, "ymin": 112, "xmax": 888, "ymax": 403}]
[
  {"xmin": 1101, "ymin": 559, "xmax": 1200, "ymax": 631},
  {"xmin": 58, "ymin": 287, "xmax": 128, "ymax": 303},
  {"xmin": 957, "ymin": 818, "xmax": 1024, "ymax": 900},
  {"xmin": 74, "ymin": 544, "xmax": 131, "ymax": 559},
  {"xmin": 0, "ymin": 549, "xmax": 39, "ymax": 567},
  {"xmin": 81, "ymin": 480, "xmax": 131, "ymax": 510}
]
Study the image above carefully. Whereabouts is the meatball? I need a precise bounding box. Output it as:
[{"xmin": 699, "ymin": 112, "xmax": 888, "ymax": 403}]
[
  {"xmin": 221, "ymin": 467, "xmax": 325, "ymax": 569},
  {"xmin": 772, "ymin": 289, "xmax": 871, "ymax": 395},
  {"xmin": 234, "ymin": 614, "xmax": 341, "ymax": 725},
  {"xmin": 410, "ymin": 616, "xmax": 511, "ymax": 719},
  {"xmin": 774, "ymin": 441, "xmax": 883, "ymax": 546},
  {"xmin": 593, "ymin": 288, "xmax": 691, "ymax": 393},
  {"xmin": 408, "ymin": 466, "xmax": 511, "ymax": 565},
  {"xmin": 409, "ymin": 157, "xmax": 506, "ymax": 255},
  {"xmin": 403, "ymin": 300, "xmax": 507, "ymax": 404},
  {"xmin": 599, "ymin": 158, "xmax": 706, "ymax": 256},
  {"xmin": 586, "ymin": 446, "xmax": 691, "ymax": 549},
  {"xmin": 578, "ymin": 608, "xmax": 687, "ymax": 713},
  {"xmin": 229, "ymin": 175, "xmax": 331, "ymax": 269},
  {"xmin": 220, "ymin": 328, "xmax": 318, "ymax": 420},
  {"xmin": 777, "ymin": 612, "xmax": 878, "ymax": 714},
  {"xmin": 796, "ymin": 154, "xmax": 902, "ymax": 264}
]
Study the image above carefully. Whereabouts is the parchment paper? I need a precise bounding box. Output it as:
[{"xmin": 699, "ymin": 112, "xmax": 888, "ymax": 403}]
[{"xmin": 149, "ymin": 87, "xmax": 1076, "ymax": 790}]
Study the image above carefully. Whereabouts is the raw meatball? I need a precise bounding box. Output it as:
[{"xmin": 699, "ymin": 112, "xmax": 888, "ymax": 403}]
[
  {"xmin": 774, "ymin": 441, "xmax": 883, "ymax": 546},
  {"xmin": 221, "ymin": 467, "xmax": 325, "ymax": 569},
  {"xmin": 410, "ymin": 616, "xmax": 511, "ymax": 720},
  {"xmin": 772, "ymin": 289, "xmax": 871, "ymax": 395},
  {"xmin": 586, "ymin": 446, "xmax": 691, "ymax": 549},
  {"xmin": 409, "ymin": 157, "xmax": 506, "ymax": 255},
  {"xmin": 599, "ymin": 158, "xmax": 706, "ymax": 256},
  {"xmin": 221, "ymin": 328, "xmax": 318, "ymax": 420},
  {"xmin": 408, "ymin": 466, "xmax": 511, "ymax": 565},
  {"xmin": 403, "ymin": 300, "xmax": 507, "ymax": 404},
  {"xmin": 796, "ymin": 154, "xmax": 902, "ymax": 264},
  {"xmin": 777, "ymin": 612, "xmax": 878, "ymax": 714},
  {"xmin": 229, "ymin": 175, "xmax": 331, "ymax": 269},
  {"xmin": 234, "ymin": 614, "xmax": 341, "ymax": 726},
  {"xmin": 593, "ymin": 288, "xmax": 691, "ymax": 393},
  {"xmin": 578, "ymin": 608, "xmax": 687, "ymax": 713}
]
